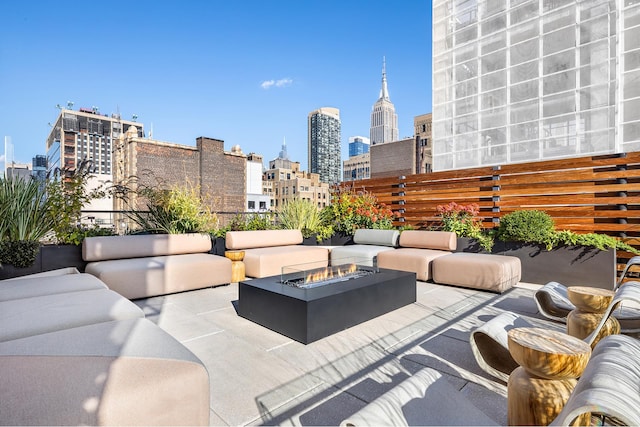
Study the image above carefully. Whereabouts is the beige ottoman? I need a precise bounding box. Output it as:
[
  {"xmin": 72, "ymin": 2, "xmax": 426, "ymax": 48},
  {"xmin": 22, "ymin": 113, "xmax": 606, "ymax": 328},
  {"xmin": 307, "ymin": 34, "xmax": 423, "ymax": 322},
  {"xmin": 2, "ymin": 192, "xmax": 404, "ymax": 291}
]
[
  {"xmin": 432, "ymin": 253, "xmax": 521, "ymax": 293},
  {"xmin": 377, "ymin": 248, "xmax": 451, "ymax": 282}
]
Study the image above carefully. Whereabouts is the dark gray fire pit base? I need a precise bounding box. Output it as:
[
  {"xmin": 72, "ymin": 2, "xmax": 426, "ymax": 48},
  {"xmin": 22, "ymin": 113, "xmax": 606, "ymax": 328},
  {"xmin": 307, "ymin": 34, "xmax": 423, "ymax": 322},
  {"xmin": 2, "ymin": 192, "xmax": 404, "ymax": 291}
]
[{"xmin": 238, "ymin": 268, "xmax": 416, "ymax": 344}]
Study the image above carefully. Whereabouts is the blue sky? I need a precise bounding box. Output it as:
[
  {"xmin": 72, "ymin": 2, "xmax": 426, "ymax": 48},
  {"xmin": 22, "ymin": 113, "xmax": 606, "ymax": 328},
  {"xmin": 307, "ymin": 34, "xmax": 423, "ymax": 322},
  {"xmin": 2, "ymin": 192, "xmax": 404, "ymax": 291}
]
[{"xmin": 0, "ymin": 1, "xmax": 432, "ymax": 170}]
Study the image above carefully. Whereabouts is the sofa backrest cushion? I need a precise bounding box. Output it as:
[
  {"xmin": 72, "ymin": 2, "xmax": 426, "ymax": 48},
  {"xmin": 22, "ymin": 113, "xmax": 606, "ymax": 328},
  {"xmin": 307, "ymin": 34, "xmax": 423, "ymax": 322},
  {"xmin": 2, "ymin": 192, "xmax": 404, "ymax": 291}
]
[
  {"xmin": 226, "ymin": 229, "xmax": 303, "ymax": 250},
  {"xmin": 353, "ymin": 229, "xmax": 400, "ymax": 247},
  {"xmin": 398, "ymin": 230, "xmax": 457, "ymax": 251},
  {"xmin": 83, "ymin": 233, "xmax": 212, "ymax": 262}
]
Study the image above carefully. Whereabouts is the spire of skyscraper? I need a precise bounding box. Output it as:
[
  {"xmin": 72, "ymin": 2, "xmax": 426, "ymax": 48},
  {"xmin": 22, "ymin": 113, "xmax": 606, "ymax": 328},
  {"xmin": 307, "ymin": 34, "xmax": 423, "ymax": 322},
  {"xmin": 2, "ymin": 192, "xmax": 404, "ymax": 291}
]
[
  {"xmin": 370, "ymin": 57, "xmax": 398, "ymax": 145},
  {"xmin": 279, "ymin": 137, "xmax": 289, "ymax": 160},
  {"xmin": 379, "ymin": 56, "xmax": 390, "ymax": 101}
]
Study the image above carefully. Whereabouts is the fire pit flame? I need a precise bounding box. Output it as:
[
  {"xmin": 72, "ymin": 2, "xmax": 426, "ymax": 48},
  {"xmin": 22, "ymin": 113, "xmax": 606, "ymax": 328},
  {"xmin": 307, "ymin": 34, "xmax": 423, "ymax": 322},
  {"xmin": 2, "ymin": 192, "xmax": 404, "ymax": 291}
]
[
  {"xmin": 305, "ymin": 263, "xmax": 357, "ymax": 284},
  {"xmin": 282, "ymin": 263, "xmax": 375, "ymax": 289}
]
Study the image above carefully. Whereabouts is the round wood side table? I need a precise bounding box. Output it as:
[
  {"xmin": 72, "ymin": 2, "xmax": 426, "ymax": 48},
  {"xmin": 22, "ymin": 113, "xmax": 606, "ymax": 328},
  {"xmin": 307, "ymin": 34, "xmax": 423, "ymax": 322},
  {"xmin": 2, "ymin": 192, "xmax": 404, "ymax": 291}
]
[
  {"xmin": 225, "ymin": 250, "xmax": 246, "ymax": 283},
  {"xmin": 567, "ymin": 286, "xmax": 619, "ymax": 348},
  {"xmin": 507, "ymin": 327, "xmax": 591, "ymax": 426}
]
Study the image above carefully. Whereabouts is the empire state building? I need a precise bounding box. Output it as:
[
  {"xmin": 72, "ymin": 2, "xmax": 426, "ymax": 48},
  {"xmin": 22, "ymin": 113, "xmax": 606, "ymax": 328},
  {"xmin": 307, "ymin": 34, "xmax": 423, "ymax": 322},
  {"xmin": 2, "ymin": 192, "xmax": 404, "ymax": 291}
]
[{"xmin": 369, "ymin": 57, "xmax": 398, "ymax": 145}]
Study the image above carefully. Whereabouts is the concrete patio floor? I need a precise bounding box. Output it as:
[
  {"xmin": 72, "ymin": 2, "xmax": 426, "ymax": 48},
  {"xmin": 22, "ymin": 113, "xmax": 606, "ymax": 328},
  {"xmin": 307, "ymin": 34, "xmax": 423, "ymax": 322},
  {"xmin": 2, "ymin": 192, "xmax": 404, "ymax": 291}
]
[{"xmin": 134, "ymin": 280, "xmax": 560, "ymax": 426}]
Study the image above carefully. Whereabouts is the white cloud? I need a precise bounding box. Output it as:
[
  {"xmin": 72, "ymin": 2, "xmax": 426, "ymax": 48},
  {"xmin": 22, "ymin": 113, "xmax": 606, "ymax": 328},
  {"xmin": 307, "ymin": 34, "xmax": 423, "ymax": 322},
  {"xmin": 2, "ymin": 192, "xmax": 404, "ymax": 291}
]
[
  {"xmin": 261, "ymin": 78, "xmax": 293, "ymax": 90},
  {"xmin": 261, "ymin": 80, "xmax": 275, "ymax": 89}
]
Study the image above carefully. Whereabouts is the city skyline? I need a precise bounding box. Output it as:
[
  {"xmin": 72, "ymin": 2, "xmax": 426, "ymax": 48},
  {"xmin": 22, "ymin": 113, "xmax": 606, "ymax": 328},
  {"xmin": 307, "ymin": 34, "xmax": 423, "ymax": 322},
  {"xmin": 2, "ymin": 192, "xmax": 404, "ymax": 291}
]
[{"xmin": 0, "ymin": 1, "xmax": 432, "ymax": 171}]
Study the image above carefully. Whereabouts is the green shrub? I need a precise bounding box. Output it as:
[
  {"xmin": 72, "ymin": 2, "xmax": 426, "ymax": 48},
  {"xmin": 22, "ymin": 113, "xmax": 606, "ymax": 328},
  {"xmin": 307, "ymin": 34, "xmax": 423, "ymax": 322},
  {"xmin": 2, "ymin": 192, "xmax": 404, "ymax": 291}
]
[
  {"xmin": 0, "ymin": 240, "xmax": 40, "ymax": 269},
  {"xmin": 320, "ymin": 187, "xmax": 396, "ymax": 235},
  {"xmin": 554, "ymin": 230, "xmax": 639, "ymax": 254},
  {"xmin": 46, "ymin": 161, "xmax": 107, "ymax": 244},
  {"xmin": 436, "ymin": 202, "xmax": 494, "ymax": 251},
  {"xmin": 128, "ymin": 183, "xmax": 219, "ymax": 234},
  {"xmin": 496, "ymin": 210, "xmax": 556, "ymax": 249},
  {"xmin": 278, "ymin": 199, "xmax": 333, "ymax": 240}
]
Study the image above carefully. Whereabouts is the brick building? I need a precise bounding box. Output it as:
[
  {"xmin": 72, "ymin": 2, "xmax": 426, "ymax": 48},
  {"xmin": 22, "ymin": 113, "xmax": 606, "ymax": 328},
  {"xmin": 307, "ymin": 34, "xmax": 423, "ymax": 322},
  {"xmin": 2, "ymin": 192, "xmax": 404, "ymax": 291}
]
[
  {"xmin": 370, "ymin": 137, "xmax": 416, "ymax": 179},
  {"xmin": 113, "ymin": 128, "xmax": 246, "ymax": 216}
]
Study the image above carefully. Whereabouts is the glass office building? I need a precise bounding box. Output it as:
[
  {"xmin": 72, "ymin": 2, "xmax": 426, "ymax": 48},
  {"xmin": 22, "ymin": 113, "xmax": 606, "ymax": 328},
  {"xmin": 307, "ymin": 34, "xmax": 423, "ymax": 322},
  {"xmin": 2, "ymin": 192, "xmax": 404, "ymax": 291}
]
[{"xmin": 432, "ymin": 0, "xmax": 640, "ymax": 171}]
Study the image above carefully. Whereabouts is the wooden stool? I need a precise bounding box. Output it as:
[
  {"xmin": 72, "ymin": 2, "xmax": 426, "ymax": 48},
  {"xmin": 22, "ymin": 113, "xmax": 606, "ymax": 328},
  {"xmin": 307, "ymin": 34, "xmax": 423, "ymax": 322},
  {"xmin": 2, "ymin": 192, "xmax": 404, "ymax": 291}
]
[
  {"xmin": 225, "ymin": 250, "xmax": 246, "ymax": 283},
  {"xmin": 507, "ymin": 327, "xmax": 591, "ymax": 426},
  {"xmin": 567, "ymin": 286, "xmax": 620, "ymax": 348}
]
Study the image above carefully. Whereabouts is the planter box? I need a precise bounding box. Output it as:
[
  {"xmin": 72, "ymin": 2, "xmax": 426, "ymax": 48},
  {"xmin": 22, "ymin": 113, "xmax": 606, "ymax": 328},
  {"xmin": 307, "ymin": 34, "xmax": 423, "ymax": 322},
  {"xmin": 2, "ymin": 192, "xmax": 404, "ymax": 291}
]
[
  {"xmin": 331, "ymin": 232, "xmax": 354, "ymax": 246},
  {"xmin": 454, "ymin": 238, "xmax": 616, "ymax": 288},
  {"xmin": 210, "ymin": 236, "xmax": 227, "ymax": 256},
  {"xmin": 455, "ymin": 237, "xmax": 492, "ymax": 254},
  {"xmin": 497, "ymin": 242, "xmax": 616, "ymax": 289},
  {"xmin": 0, "ymin": 244, "xmax": 85, "ymax": 280}
]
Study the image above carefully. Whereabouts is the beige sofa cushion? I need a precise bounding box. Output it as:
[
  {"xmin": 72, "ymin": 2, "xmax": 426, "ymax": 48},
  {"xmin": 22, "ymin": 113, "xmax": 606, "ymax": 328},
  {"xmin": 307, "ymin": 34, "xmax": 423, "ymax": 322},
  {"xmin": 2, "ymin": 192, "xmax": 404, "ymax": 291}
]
[
  {"xmin": 244, "ymin": 246, "xmax": 329, "ymax": 278},
  {"xmin": 0, "ymin": 289, "xmax": 144, "ymax": 343},
  {"xmin": 85, "ymin": 253, "xmax": 232, "ymax": 299},
  {"xmin": 226, "ymin": 229, "xmax": 303, "ymax": 250},
  {"xmin": 0, "ymin": 273, "xmax": 107, "ymax": 302},
  {"xmin": 377, "ymin": 248, "xmax": 451, "ymax": 282},
  {"xmin": 83, "ymin": 233, "xmax": 212, "ymax": 262},
  {"xmin": 432, "ymin": 253, "xmax": 521, "ymax": 293},
  {"xmin": 0, "ymin": 318, "xmax": 209, "ymax": 426},
  {"xmin": 399, "ymin": 230, "xmax": 457, "ymax": 251}
]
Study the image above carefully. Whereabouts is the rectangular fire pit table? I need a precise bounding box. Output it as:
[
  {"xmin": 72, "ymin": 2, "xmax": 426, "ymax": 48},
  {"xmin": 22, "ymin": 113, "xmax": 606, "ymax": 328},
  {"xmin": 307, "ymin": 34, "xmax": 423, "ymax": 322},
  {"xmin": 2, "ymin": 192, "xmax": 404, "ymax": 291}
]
[{"xmin": 238, "ymin": 267, "xmax": 416, "ymax": 344}]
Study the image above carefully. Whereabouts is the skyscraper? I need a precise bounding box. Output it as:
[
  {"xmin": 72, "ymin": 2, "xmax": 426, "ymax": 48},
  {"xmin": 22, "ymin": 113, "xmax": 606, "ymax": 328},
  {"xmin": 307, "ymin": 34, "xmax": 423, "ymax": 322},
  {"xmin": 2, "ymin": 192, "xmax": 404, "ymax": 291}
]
[
  {"xmin": 432, "ymin": 1, "xmax": 640, "ymax": 171},
  {"xmin": 46, "ymin": 107, "xmax": 143, "ymax": 175},
  {"xmin": 348, "ymin": 136, "xmax": 370, "ymax": 157},
  {"xmin": 370, "ymin": 57, "xmax": 399, "ymax": 145},
  {"xmin": 308, "ymin": 107, "xmax": 341, "ymax": 185}
]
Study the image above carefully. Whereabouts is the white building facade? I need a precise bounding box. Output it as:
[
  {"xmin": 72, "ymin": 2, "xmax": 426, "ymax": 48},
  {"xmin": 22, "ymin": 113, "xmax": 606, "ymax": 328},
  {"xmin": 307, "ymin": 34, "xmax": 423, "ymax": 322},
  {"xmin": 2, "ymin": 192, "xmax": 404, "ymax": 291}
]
[{"xmin": 432, "ymin": 0, "xmax": 640, "ymax": 171}]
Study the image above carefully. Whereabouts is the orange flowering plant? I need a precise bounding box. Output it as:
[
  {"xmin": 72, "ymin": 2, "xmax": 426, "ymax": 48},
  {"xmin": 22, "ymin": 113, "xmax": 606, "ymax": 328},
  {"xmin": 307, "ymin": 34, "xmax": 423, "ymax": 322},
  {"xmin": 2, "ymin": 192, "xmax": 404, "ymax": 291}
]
[
  {"xmin": 436, "ymin": 201, "xmax": 494, "ymax": 251},
  {"xmin": 321, "ymin": 187, "xmax": 397, "ymax": 235}
]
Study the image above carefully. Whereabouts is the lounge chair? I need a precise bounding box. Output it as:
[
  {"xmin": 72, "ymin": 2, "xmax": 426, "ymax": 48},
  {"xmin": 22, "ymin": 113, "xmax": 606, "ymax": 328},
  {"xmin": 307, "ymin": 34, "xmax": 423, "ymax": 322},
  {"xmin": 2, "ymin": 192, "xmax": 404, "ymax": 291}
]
[
  {"xmin": 470, "ymin": 281, "xmax": 640, "ymax": 381},
  {"xmin": 550, "ymin": 334, "xmax": 640, "ymax": 426},
  {"xmin": 340, "ymin": 367, "xmax": 498, "ymax": 426},
  {"xmin": 342, "ymin": 334, "xmax": 640, "ymax": 426},
  {"xmin": 534, "ymin": 256, "xmax": 640, "ymax": 333}
]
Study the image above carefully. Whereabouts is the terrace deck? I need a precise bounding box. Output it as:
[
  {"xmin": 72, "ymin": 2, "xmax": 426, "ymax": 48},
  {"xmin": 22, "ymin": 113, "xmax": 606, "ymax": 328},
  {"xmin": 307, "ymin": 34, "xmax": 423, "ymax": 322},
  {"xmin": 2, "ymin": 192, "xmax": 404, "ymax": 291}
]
[{"xmin": 134, "ymin": 280, "xmax": 555, "ymax": 426}]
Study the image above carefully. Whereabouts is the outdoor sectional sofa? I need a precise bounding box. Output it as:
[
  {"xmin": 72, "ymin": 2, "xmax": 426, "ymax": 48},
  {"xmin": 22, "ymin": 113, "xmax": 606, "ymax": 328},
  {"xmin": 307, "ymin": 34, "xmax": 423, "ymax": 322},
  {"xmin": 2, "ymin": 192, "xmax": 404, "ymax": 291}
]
[
  {"xmin": 0, "ymin": 268, "xmax": 210, "ymax": 425},
  {"xmin": 376, "ymin": 230, "xmax": 521, "ymax": 293},
  {"xmin": 83, "ymin": 232, "xmax": 232, "ymax": 299},
  {"xmin": 225, "ymin": 229, "xmax": 329, "ymax": 278},
  {"xmin": 330, "ymin": 229, "xmax": 399, "ymax": 266}
]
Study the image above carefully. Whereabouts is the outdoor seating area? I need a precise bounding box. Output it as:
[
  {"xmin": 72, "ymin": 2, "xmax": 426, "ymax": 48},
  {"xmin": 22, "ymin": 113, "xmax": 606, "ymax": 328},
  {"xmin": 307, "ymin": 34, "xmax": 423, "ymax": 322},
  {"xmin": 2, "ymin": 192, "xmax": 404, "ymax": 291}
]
[{"xmin": 2, "ymin": 230, "xmax": 640, "ymax": 425}]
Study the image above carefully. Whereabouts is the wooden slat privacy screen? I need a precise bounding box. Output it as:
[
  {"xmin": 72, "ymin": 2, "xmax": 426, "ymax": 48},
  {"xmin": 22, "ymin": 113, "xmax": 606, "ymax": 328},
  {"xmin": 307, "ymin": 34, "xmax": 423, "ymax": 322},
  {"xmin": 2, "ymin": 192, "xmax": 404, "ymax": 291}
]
[{"xmin": 340, "ymin": 152, "xmax": 640, "ymax": 275}]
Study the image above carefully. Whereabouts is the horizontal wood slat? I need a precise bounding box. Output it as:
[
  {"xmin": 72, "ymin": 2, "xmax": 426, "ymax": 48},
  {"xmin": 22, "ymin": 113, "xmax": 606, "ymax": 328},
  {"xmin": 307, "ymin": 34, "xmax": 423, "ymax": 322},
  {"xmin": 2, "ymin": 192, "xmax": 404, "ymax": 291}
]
[{"xmin": 344, "ymin": 152, "xmax": 640, "ymax": 279}]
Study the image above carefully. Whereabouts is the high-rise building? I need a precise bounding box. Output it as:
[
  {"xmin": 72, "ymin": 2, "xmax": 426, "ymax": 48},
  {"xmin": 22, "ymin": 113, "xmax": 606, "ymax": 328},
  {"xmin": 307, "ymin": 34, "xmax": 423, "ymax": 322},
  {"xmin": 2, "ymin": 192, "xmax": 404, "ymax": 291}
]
[
  {"xmin": 343, "ymin": 136, "xmax": 371, "ymax": 181},
  {"xmin": 46, "ymin": 107, "xmax": 143, "ymax": 226},
  {"xmin": 370, "ymin": 57, "xmax": 399, "ymax": 145},
  {"xmin": 308, "ymin": 107, "xmax": 341, "ymax": 185},
  {"xmin": 32, "ymin": 155, "xmax": 48, "ymax": 188},
  {"xmin": 348, "ymin": 136, "xmax": 370, "ymax": 157},
  {"xmin": 46, "ymin": 107, "xmax": 143, "ymax": 175},
  {"xmin": 432, "ymin": 1, "xmax": 640, "ymax": 171}
]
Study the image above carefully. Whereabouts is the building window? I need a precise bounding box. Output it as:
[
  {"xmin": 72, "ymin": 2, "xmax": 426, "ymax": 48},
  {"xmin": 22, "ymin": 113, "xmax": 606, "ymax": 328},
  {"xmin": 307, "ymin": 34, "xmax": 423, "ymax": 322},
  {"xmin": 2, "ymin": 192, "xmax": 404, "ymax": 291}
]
[
  {"xmin": 259, "ymin": 201, "xmax": 266, "ymax": 210},
  {"xmin": 248, "ymin": 201, "xmax": 255, "ymax": 210}
]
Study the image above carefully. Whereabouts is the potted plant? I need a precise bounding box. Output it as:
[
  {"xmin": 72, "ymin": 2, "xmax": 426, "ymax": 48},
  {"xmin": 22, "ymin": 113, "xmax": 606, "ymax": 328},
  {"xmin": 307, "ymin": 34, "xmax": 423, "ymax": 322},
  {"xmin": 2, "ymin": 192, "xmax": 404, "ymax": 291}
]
[
  {"xmin": 320, "ymin": 187, "xmax": 397, "ymax": 246},
  {"xmin": 0, "ymin": 176, "xmax": 55, "ymax": 278}
]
